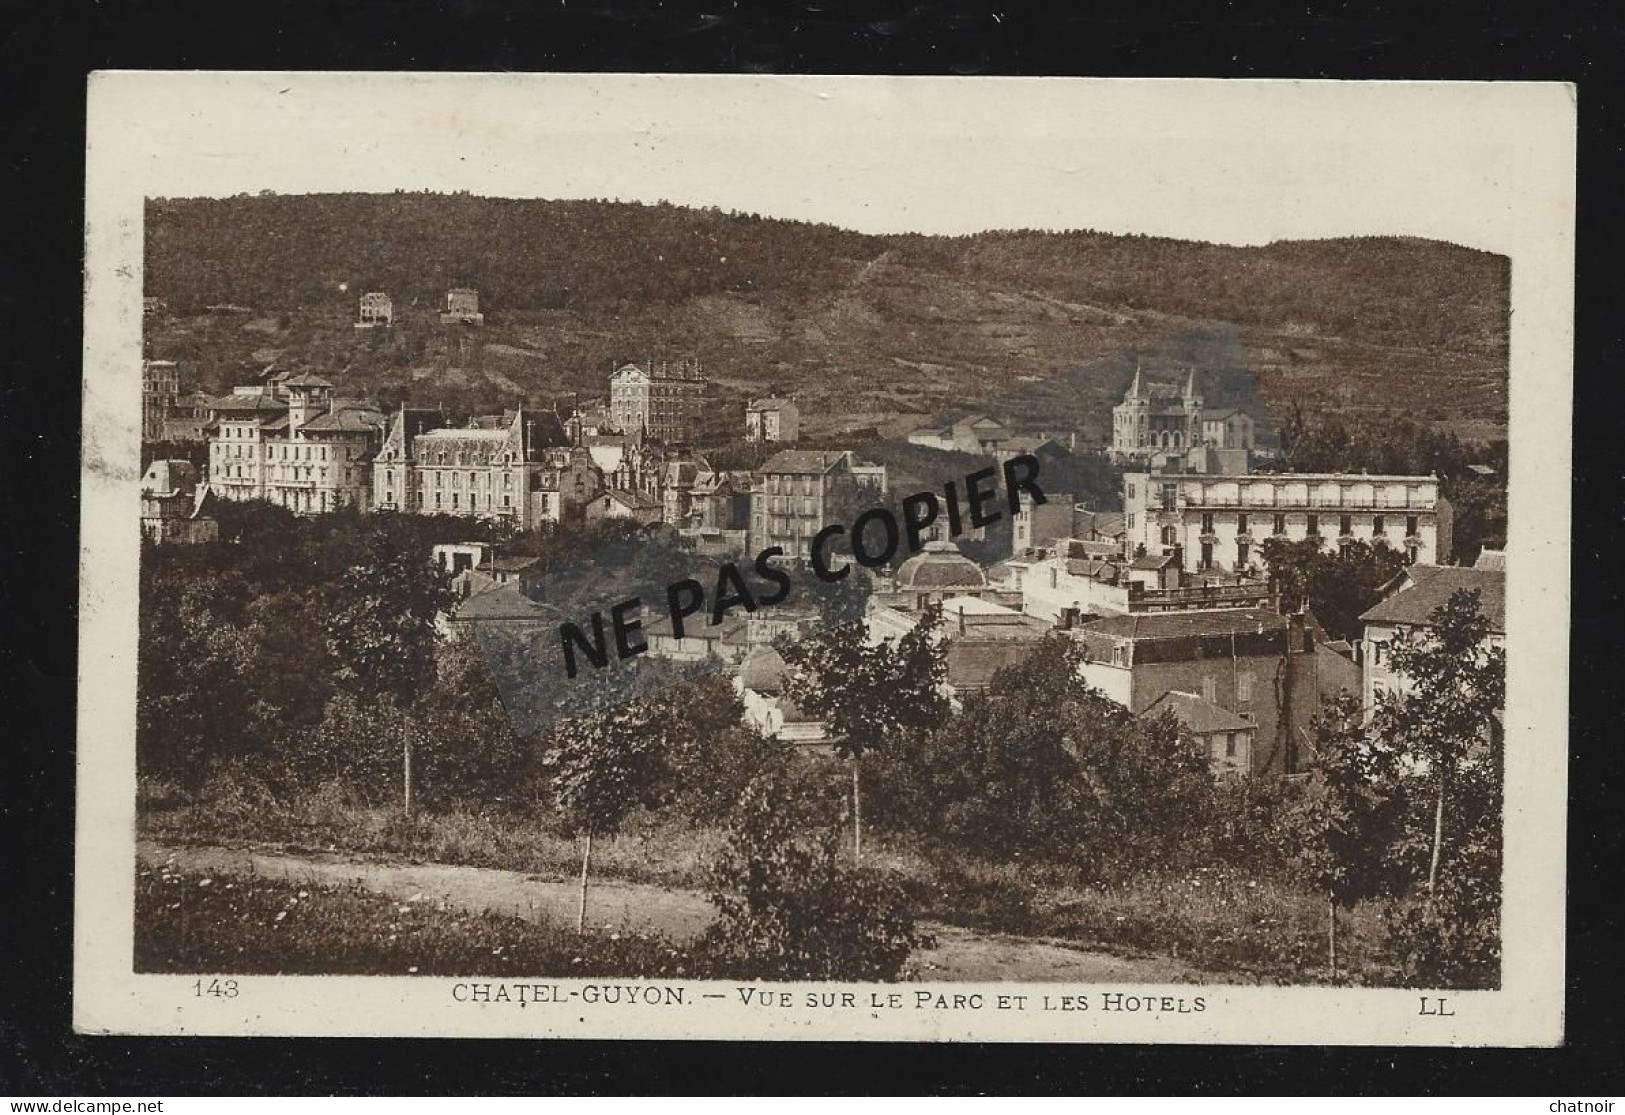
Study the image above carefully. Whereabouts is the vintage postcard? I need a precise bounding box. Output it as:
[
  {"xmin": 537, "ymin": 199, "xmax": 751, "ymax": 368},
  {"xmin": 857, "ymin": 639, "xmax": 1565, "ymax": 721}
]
[{"xmin": 76, "ymin": 73, "xmax": 1573, "ymax": 1043}]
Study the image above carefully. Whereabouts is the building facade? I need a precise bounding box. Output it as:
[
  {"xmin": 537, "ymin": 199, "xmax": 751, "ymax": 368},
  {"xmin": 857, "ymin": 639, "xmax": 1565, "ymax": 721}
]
[
  {"xmin": 206, "ymin": 374, "xmax": 386, "ymax": 513},
  {"xmin": 441, "ymin": 288, "xmax": 484, "ymax": 325},
  {"xmin": 1110, "ymin": 368, "xmax": 1204, "ymax": 459},
  {"xmin": 907, "ymin": 414, "xmax": 1013, "ymax": 456},
  {"xmin": 140, "ymin": 459, "xmax": 218, "ymax": 545},
  {"xmin": 142, "ymin": 360, "xmax": 182, "ymax": 441},
  {"xmin": 748, "ymin": 449, "xmax": 887, "ymax": 562},
  {"xmin": 1200, "ymin": 408, "xmax": 1257, "ymax": 452},
  {"xmin": 1359, "ymin": 563, "xmax": 1505, "ymax": 715},
  {"xmin": 608, "ymin": 359, "xmax": 706, "ymax": 445},
  {"xmin": 356, "ymin": 292, "xmax": 393, "ymax": 328},
  {"xmin": 373, "ymin": 407, "xmax": 566, "ymax": 528},
  {"xmin": 1074, "ymin": 608, "xmax": 1334, "ymax": 777},
  {"xmin": 745, "ymin": 397, "xmax": 800, "ymax": 443},
  {"xmin": 1123, "ymin": 470, "xmax": 1453, "ymax": 574}
]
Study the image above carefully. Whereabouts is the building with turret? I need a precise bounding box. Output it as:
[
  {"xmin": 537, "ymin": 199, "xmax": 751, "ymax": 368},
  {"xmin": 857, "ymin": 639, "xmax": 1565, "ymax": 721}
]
[
  {"xmin": 373, "ymin": 406, "xmax": 575, "ymax": 528},
  {"xmin": 205, "ymin": 373, "xmax": 387, "ymax": 514},
  {"xmin": 1110, "ymin": 366, "xmax": 1205, "ymax": 460}
]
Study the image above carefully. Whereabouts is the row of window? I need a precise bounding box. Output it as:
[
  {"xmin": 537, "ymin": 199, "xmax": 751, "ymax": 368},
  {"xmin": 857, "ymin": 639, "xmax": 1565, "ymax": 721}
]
[{"xmin": 1196, "ymin": 511, "xmax": 1422, "ymax": 537}]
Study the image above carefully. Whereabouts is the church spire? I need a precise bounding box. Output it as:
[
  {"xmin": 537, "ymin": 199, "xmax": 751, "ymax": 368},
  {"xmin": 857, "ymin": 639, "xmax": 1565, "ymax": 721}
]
[{"xmin": 1127, "ymin": 359, "xmax": 1147, "ymax": 400}]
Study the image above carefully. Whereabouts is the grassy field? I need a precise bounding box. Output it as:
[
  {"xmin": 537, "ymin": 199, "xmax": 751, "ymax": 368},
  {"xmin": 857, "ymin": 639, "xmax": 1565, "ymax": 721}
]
[
  {"xmin": 136, "ymin": 860, "xmax": 702, "ymax": 977},
  {"xmin": 141, "ymin": 775, "xmax": 1392, "ymax": 985}
]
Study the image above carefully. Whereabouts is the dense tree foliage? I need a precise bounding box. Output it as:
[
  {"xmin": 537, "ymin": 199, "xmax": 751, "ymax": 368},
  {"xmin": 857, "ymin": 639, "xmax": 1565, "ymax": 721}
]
[
  {"xmin": 1270, "ymin": 405, "xmax": 1508, "ymax": 563},
  {"xmin": 1261, "ymin": 536, "xmax": 1409, "ymax": 643}
]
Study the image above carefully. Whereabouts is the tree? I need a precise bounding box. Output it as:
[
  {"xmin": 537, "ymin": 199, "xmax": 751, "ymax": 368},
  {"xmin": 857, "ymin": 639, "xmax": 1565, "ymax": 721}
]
[
  {"xmin": 1376, "ymin": 588, "xmax": 1505, "ymax": 894},
  {"xmin": 1286, "ymin": 692, "xmax": 1409, "ymax": 981},
  {"xmin": 704, "ymin": 771, "xmax": 926, "ymax": 980},
  {"xmin": 780, "ymin": 604, "xmax": 948, "ymax": 862},
  {"xmin": 540, "ymin": 694, "xmax": 678, "ymax": 932},
  {"xmin": 892, "ymin": 635, "xmax": 1089, "ymax": 852},
  {"xmin": 1262, "ymin": 535, "xmax": 1408, "ymax": 643},
  {"xmin": 320, "ymin": 530, "xmax": 455, "ymax": 812}
]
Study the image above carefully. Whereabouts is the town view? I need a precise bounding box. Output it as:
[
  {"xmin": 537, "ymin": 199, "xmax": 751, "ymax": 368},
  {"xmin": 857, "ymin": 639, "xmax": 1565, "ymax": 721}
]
[{"xmin": 135, "ymin": 192, "xmax": 1509, "ymax": 987}]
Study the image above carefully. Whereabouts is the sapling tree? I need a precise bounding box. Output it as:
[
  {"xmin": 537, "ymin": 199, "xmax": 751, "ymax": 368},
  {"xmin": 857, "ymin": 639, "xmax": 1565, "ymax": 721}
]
[
  {"xmin": 540, "ymin": 693, "xmax": 677, "ymax": 932},
  {"xmin": 780, "ymin": 603, "xmax": 948, "ymax": 862},
  {"xmin": 1287, "ymin": 691, "xmax": 1409, "ymax": 981},
  {"xmin": 1375, "ymin": 588, "xmax": 1505, "ymax": 893}
]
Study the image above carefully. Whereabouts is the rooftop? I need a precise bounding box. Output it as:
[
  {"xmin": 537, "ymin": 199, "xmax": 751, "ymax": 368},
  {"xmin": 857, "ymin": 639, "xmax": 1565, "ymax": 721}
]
[
  {"xmin": 1080, "ymin": 606, "xmax": 1289, "ymax": 643},
  {"xmin": 1360, "ymin": 566, "xmax": 1505, "ymax": 634},
  {"xmin": 1141, "ymin": 690, "xmax": 1255, "ymax": 734}
]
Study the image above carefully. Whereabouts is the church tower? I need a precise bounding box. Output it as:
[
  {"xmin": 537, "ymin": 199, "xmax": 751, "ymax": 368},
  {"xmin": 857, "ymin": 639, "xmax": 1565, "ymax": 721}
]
[{"xmin": 1181, "ymin": 368, "xmax": 1204, "ymax": 448}]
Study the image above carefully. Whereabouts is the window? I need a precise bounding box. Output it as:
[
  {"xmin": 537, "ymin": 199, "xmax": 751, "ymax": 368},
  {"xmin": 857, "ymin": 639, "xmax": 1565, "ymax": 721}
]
[
  {"xmin": 1238, "ymin": 672, "xmax": 1253, "ymax": 702},
  {"xmin": 1274, "ymin": 512, "xmax": 1286, "ymax": 535},
  {"xmin": 1306, "ymin": 514, "xmax": 1319, "ymax": 536},
  {"xmin": 1237, "ymin": 513, "xmax": 1248, "ymax": 535},
  {"xmin": 1406, "ymin": 514, "xmax": 1419, "ymax": 537},
  {"xmin": 1160, "ymin": 483, "xmax": 1177, "ymax": 511},
  {"xmin": 1237, "ymin": 541, "xmax": 1249, "ymax": 567},
  {"xmin": 452, "ymin": 493, "xmax": 459, "ymax": 509},
  {"xmin": 1126, "ymin": 482, "xmax": 1136, "ymax": 499},
  {"xmin": 1201, "ymin": 675, "xmax": 1217, "ymax": 703},
  {"xmin": 1339, "ymin": 514, "xmax": 1352, "ymax": 536},
  {"xmin": 1201, "ymin": 512, "xmax": 1215, "ymax": 534},
  {"xmin": 1127, "ymin": 513, "xmax": 1135, "ymax": 529},
  {"xmin": 1161, "ymin": 525, "xmax": 1177, "ymax": 546},
  {"xmin": 1225, "ymin": 733, "xmax": 1237, "ymax": 758},
  {"xmin": 1111, "ymin": 643, "xmax": 1126, "ymax": 666},
  {"xmin": 1373, "ymin": 515, "xmax": 1385, "ymax": 536},
  {"xmin": 1200, "ymin": 542, "xmax": 1213, "ymax": 569}
]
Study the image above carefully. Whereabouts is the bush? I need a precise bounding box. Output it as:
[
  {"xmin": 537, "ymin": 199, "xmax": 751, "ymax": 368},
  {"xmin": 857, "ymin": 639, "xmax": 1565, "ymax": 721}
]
[{"xmin": 702, "ymin": 772, "xmax": 928, "ymax": 981}]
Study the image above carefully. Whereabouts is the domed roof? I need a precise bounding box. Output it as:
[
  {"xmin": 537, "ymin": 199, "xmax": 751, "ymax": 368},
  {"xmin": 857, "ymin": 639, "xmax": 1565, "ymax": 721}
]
[
  {"xmin": 738, "ymin": 645, "xmax": 789, "ymax": 693},
  {"xmin": 895, "ymin": 540, "xmax": 987, "ymax": 591}
]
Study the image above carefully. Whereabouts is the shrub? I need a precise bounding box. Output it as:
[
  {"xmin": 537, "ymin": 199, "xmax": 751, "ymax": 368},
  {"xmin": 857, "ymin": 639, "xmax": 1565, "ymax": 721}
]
[{"xmin": 703, "ymin": 772, "xmax": 928, "ymax": 981}]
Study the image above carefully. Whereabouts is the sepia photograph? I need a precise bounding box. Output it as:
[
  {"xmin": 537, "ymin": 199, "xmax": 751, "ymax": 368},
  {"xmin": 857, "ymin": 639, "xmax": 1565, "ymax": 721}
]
[{"xmin": 76, "ymin": 73, "xmax": 1573, "ymax": 1043}]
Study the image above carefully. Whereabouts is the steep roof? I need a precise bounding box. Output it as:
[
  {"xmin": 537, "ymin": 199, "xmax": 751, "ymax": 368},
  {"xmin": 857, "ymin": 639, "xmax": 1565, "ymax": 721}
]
[
  {"xmin": 1142, "ymin": 690, "xmax": 1255, "ymax": 734},
  {"xmin": 1130, "ymin": 552, "xmax": 1178, "ymax": 571},
  {"xmin": 1359, "ymin": 565, "xmax": 1505, "ymax": 634}
]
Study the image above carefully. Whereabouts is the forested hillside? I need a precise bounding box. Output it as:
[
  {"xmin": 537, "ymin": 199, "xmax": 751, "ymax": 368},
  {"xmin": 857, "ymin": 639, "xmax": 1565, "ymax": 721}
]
[{"xmin": 144, "ymin": 194, "xmax": 1510, "ymax": 444}]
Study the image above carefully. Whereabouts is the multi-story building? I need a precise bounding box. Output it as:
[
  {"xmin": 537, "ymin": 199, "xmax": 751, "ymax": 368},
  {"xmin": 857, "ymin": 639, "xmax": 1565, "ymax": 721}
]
[
  {"xmin": 1074, "ymin": 607, "xmax": 1354, "ymax": 777},
  {"xmin": 1110, "ymin": 368, "xmax": 1204, "ymax": 459},
  {"xmin": 748, "ymin": 449, "xmax": 887, "ymax": 562},
  {"xmin": 1358, "ymin": 562, "xmax": 1504, "ymax": 715},
  {"xmin": 608, "ymin": 359, "xmax": 706, "ymax": 445},
  {"xmin": 356, "ymin": 292, "xmax": 393, "ymax": 328},
  {"xmin": 142, "ymin": 360, "xmax": 182, "ymax": 441},
  {"xmin": 372, "ymin": 406, "xmax": 566, "ymax": 528},
  {"xmin": 745, "ymin": 396, "xmax": 800, "ymax": 443},
  {"xmin": 1123, "ymin": 469, "xmax": 1453, "ymax": 574},
  {"xmin": 206, "ymin": 373, "xmax": 386, "ymax": 513}
]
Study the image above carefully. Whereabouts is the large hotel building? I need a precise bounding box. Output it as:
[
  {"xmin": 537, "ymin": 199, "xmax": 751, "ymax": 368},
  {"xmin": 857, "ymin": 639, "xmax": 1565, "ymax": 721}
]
[{"xmin": 1123, "ymin": 470, "xmax": 1453, "ymax": 573}]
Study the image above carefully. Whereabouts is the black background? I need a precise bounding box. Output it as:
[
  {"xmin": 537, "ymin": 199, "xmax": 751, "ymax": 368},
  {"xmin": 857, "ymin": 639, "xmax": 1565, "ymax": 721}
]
[{"xmin": 3, "ymin": 0, "xmax": 1621, "ymax": 1096}]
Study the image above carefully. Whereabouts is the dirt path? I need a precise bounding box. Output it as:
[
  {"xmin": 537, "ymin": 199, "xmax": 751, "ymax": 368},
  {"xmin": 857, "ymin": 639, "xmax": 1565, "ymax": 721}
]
[{"xmin": 139, "ymin": 841, "xmax": 1200, "ymax": 983}]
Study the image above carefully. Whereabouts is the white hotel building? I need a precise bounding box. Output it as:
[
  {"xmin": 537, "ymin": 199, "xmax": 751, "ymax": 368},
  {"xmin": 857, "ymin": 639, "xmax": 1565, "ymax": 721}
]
[{"xmin": 1123, "ymin": 471, "xmax": 1453, "ymax": 574}]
